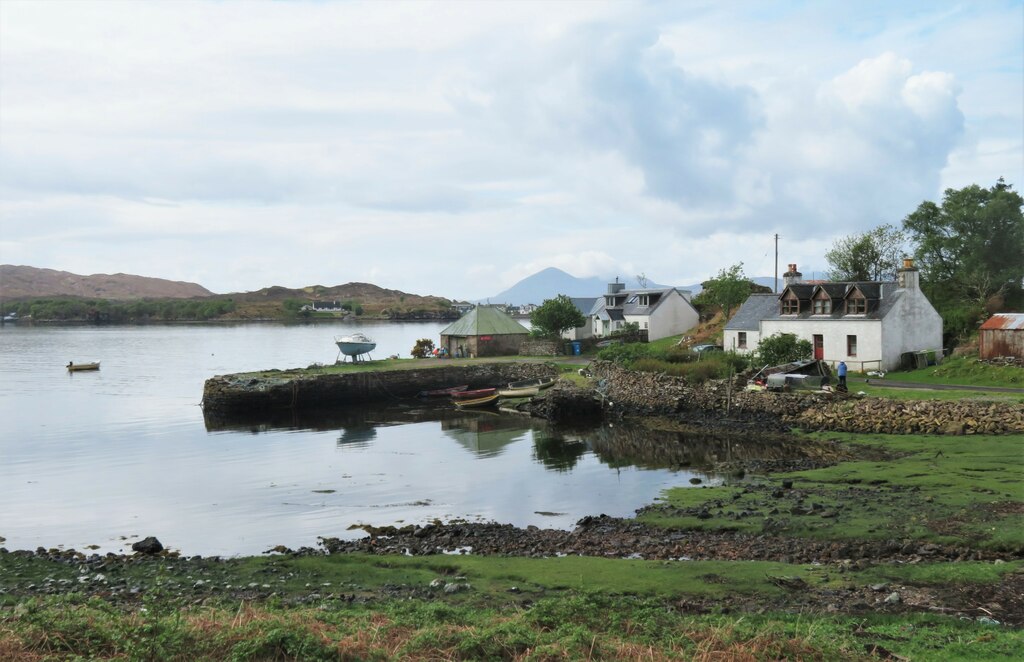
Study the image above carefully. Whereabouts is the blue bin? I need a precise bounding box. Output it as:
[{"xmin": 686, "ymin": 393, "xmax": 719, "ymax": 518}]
[{"xmin": 571, "ymin": 341, "xmax": 581, "ymax": 356}]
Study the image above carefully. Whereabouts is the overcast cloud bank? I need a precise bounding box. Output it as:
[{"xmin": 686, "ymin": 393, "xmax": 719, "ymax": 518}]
[{"xmin": 1, "ymin": 1, "xmax": 1020, "ymax": 298}]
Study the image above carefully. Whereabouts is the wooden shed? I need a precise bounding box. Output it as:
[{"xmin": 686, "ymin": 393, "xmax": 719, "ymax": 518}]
[
  {"xmin": 979, "ymin": 313, "xmax": 1024, "ymax": 359},
  {"xmin": 440, "ymin": 306, "xmax": 529, "ymax": 358}
]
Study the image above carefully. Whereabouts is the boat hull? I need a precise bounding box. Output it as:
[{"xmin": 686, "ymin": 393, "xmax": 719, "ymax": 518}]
[
  {"xmin": 454, "ymin": 393, "xmax": 499, "ymax": 408},
  {"xmin": 451, "ymin": 387, "xmax": 497, "ymax": 400},
  {"xmin": 496, "ymin": 386, "xmax": 539, "ymax": 398},
  {"xmin": 67, "ymin": 362, "xmax": 100, "ymax": 372},
  {"xmin": 418, "ymin": 385, "xmax": 469, "ymax": 398}
]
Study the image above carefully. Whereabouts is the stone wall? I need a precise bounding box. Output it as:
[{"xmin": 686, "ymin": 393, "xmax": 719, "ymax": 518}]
[
  {"xmin": 203, "ymin": 362, "xmax": 558, "ymax": 415},
  {"xmin": 519, "ymin": 340, "xmax": 562, "ymax": 356},
  {"xmin": 589, "ymin": 360, "xmax": 1024, "ymax": 435}
]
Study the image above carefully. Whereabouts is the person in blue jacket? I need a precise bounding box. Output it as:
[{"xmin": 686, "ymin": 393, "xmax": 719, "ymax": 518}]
[{"xmin": 837, "ymin": 361, "xmax": 848, "ymax": 390}]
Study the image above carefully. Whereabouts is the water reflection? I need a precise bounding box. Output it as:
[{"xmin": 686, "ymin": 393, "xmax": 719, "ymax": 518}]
[{"xmin": 586, "ymin": 423, "xmax": 809, "ymax": 471}]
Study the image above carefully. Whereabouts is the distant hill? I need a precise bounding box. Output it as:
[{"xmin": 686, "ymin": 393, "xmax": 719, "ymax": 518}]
[
  {"xmin": 0, "ymin": 265, "xmax": 213, "ymax": 300},
  {"xmin": 480, "ymin": 268, "xmax": 783, "ymax": 305},
  {"xmin": 483, "ymin": 268, "xmax": 676, "ymax": 306},
  {"xmin": 230, "ymin": 282, "xmax": 453, "ymax": 318}
]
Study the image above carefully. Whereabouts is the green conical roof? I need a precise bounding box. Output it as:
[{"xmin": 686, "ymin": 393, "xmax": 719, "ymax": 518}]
[{"xmin": 440, "ymin": 306, "xmax": 529, "ymax": 336}]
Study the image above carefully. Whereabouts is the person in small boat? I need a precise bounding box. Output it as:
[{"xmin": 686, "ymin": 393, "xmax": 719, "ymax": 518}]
[{"xmin": 67, "ymin": 361, "xmax": 73, "ymax": 368}]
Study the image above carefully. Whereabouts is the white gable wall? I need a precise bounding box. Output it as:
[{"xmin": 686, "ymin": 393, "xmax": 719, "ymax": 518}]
[
  {"xmin": 627, "ymin": 291, "xmax": 699, "ymax": 341},
  {"xmin": 880, "ymin": 290, "xmax": 944, "ymax": 369}
]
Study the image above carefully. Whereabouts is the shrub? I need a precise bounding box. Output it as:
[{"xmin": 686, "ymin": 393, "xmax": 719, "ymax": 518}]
[
  {"xmin": 596, "ymin": 342, "xmax": 650, "ymax": 364},
  {"xmin": 411, "ymin": 338, "xmax": 435, "ymax": 358}
]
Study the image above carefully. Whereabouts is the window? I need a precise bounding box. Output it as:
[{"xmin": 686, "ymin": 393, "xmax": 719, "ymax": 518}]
[
  {"xmin": 812, "ymin": 293, "xmax": 832, "ymax": 314},
  {"xmin": 643, "ymin": 322, "xmax": 648, "ymax": 329},
  {"xmin": 782, "ymin": 298, "xmax": 799, "ymax": 314},
  {"xmin": 638, "ymin": 294, "xmax": 649, "ymax": 306},
  {"xmin": 847, "ymin": 335, "xmax": 857, "ymax": 357},
  {"xmin": 738, "ymin": 332, "xmax": 747, "ymax": 349},
  {"xmin": 846, "ymin": 296, "xmax": 866, "ymax": 314}
]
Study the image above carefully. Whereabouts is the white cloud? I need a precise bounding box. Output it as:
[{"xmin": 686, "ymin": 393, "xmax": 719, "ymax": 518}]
[{"xmin": 0, "ymin": 1, "xmax": 1019, "ymax": 299}]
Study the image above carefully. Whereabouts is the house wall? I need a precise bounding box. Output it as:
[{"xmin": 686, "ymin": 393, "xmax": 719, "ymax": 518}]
[
  {"xmin": 759, "ymin": 318, "xmax": 884, "ymax": 370},
  {"xmin": 723, "ymin": 329, "xmax": 761, "ymax": 354},
  {"xmin": 561, "ymin": 323, "xmax": 592, "ymax": 341},
  {"xmin": 648, "ymin": 292, "xmax": 699, "ymax": 341}
]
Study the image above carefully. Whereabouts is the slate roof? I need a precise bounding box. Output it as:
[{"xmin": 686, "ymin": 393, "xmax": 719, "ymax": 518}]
[
  {"xmin": 570, "ymin": 297, "xmax": 599, "ymax": 317},
  {"xmin": 725, "ymin": 283, "xmax": 902, "ymax": 329},
  {"xmin": 440, "ymin": 306, "xmax": 529, "ymax": 336},
  {"xmin": 724, "ymin": 294, "xmax": 778, "ymax": 330}
]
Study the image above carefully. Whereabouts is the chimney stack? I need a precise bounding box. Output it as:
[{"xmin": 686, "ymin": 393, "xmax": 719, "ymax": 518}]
[
  {"xmin": 782, "ymin": 263, "xmax": 803, "ymax": 288},
  {"xmin": 897, "ymin": 257, "xmax": 919, "ymax": 290}
]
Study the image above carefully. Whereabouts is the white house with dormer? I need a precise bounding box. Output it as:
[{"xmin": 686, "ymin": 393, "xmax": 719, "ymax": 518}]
[
  {"xmin": 587, "ymin": 280, "xmax": 699, "ymax": 342},
  {"xmin": 724, "ymin": 260, "xmax": 943, "ymax": 372}
]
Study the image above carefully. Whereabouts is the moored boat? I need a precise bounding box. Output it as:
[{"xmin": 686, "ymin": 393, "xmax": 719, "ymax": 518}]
[
  {"xmin": 507, "ymin": 377, "xmax": 556, "ymax": 390},
  {"xmin": 67, "ymin": 361, "xmax": 100, "ymax": 372},
  {"xmin": 451, "ymin": 387, "xmax": 497, "ymax": 400},
  {"xmin": 417, "ymin": 384, "xmax": 469, "ymax": 398},
  {"xmin": 334, "ymin": 333, "xmax": 376, "ymax": 361},
  {"xmin": 496, "ymin": 385, "xmax": 539, "ymax": 398},
  {"xmin": 453, "ymin": 393, "xmax": 499, "ymax": 408}
]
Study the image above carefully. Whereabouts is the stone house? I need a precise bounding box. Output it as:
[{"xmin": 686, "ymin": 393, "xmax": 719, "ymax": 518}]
[
  {"xmin": 439, "ymin": 305, "xmax": 529, "ymax": 358},
  {"xmin": 589, "ymin": 281, "xmax": 699, "ymax": 342},
  {"xmin": 724, "ymin": 260, "xmax": 943, "ymax": 372},
  {"xmin": 979, "ymin": 313, "xmax": 1024, "ymax": 359}
]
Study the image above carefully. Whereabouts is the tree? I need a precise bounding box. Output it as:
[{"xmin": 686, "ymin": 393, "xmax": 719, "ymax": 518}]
[
  {"xmin": 530, "ymin": 294, "xmax": 586, "ymax": 337},
  {"xmin": 697, "ymin": 263, "xmax": 750, "ymax": 318},
  {"xmin": 903, "ymin": 179, "xmax": 1024, "ymax": 309},
  {"xmin": 825, "ymin": 223, "xmax": 907, "ymax": 281},
  {"xmin": 635, "ymin": 272, "xmax": 649, "ymax": 288},
  {"xmin": 755, "ymin": 333, "xmax": 813, "ymax": 367}
]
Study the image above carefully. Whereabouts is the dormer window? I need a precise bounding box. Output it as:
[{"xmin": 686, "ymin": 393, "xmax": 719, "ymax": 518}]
[
  {"xmin": 845, "ymin": 294, "xmax": 866, "ymax": 314},
  {"xmin": 782, "ymin": 297, "xmax": 799, "ymax": 314},
  {"xmin": 812, "ymin": 290, "xmax": 831, "ymax": 315},
  {"xmin": 638, "ymin": 294, "xmax": 649, "ymax": 306}
]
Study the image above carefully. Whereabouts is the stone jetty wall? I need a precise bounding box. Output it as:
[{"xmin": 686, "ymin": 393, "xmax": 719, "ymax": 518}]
[
  {"xmin": 202, "ymin": 362, "xmax": 558, "ymax": 415},
  {"xmin": 590, "ymin": 361, "xmax": 1024, "ymax": 435}
]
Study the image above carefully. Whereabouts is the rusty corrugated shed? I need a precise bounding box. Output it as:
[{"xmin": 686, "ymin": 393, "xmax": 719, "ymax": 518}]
[
  {"xmin": 979, "ymin": 313, "xmax": 1024, "ymax": 330},
  {"xmin": 979, "ymin": 313, "xmax": 1024, "ymax": 359}
]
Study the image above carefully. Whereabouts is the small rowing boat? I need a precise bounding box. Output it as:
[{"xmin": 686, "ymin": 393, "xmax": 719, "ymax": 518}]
[
  {"xmin": 417, "ymin": 384, "xmax": 469, "ymax": 398},
  {"xmin": 496, "ymin": 385, "xmax": 539, "ymax": 398},
  {"xmin": 67, "ymin": 361, "xmax": 100, "ymax": 372},
  {"xmin": 453, "ymin": 393, "xmax": 499, "ymax": 408},
  {"xmin": 507, "ymin": 377, "xmax": 556, "ymax": 391},
  {"xmin": 451, "ymin": 387, "xmax": 497, "ymax": 400}
]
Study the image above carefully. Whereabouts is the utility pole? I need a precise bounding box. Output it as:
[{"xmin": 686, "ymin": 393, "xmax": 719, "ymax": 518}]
[{"xmin": 774, "ymin": 233, "xmax": 779, "ymax": 293}]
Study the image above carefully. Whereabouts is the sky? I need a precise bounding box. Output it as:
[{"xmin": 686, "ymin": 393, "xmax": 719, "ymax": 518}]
[{"xmin": 1, "ymin": 1, "xmax": 1021, "ymax": 300}]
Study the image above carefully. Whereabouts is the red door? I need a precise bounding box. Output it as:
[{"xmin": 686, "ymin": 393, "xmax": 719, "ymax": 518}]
[{"xmin": 813, "ymin": 334, "xmax": 824, "ymax": 360}]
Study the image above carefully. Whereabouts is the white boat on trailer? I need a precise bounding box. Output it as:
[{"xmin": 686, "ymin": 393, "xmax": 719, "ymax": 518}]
[{"xmin": 335, "ymin": 333, "xmax": 376, "ymax": 362}]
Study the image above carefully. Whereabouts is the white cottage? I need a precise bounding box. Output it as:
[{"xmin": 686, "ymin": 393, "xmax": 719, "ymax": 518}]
[
  {"xmin": 589, "ymin": 281, "xmax": 699, "ymax": 342},
  {"xmin": 724, "ymin": 260, "xmax": 943, "ymax": 372}
]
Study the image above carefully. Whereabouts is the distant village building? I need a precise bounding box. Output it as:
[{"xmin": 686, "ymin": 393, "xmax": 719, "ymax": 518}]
[
  {"xmin": 979, "ymin": 313, "xmax": 1024, "ymax": 359},
  {"xmin": 451, "ymin": 301, "xmax": 475, "ymax": 315},
  {"xmin": 439, "ymin": 305, "xmax": 529, "ymax": 358},
  {"xmin": 588, "ymin": 280, "xmax": 699, "ymax": 342},
  {"xmin": 301, "ymin": 300, "xmax": 344, "ymax": 312},
  {"xmin": 724, "ymin": 260, "xmax": 943, "ymax": 372}
]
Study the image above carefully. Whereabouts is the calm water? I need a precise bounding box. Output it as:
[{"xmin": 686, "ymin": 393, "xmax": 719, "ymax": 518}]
[{"xmin": 0, "ymin": 322, "xmax": 704, "ymax": 556}]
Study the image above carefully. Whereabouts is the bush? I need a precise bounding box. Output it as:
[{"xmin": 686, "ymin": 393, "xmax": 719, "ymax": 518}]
[
  {"xmin": 410, "ymin": 338, "xmax": 435, "ymax": 358},
  {"xmin": 596, "ymin": 342, "xmax": 650, "ymax": 364}
]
